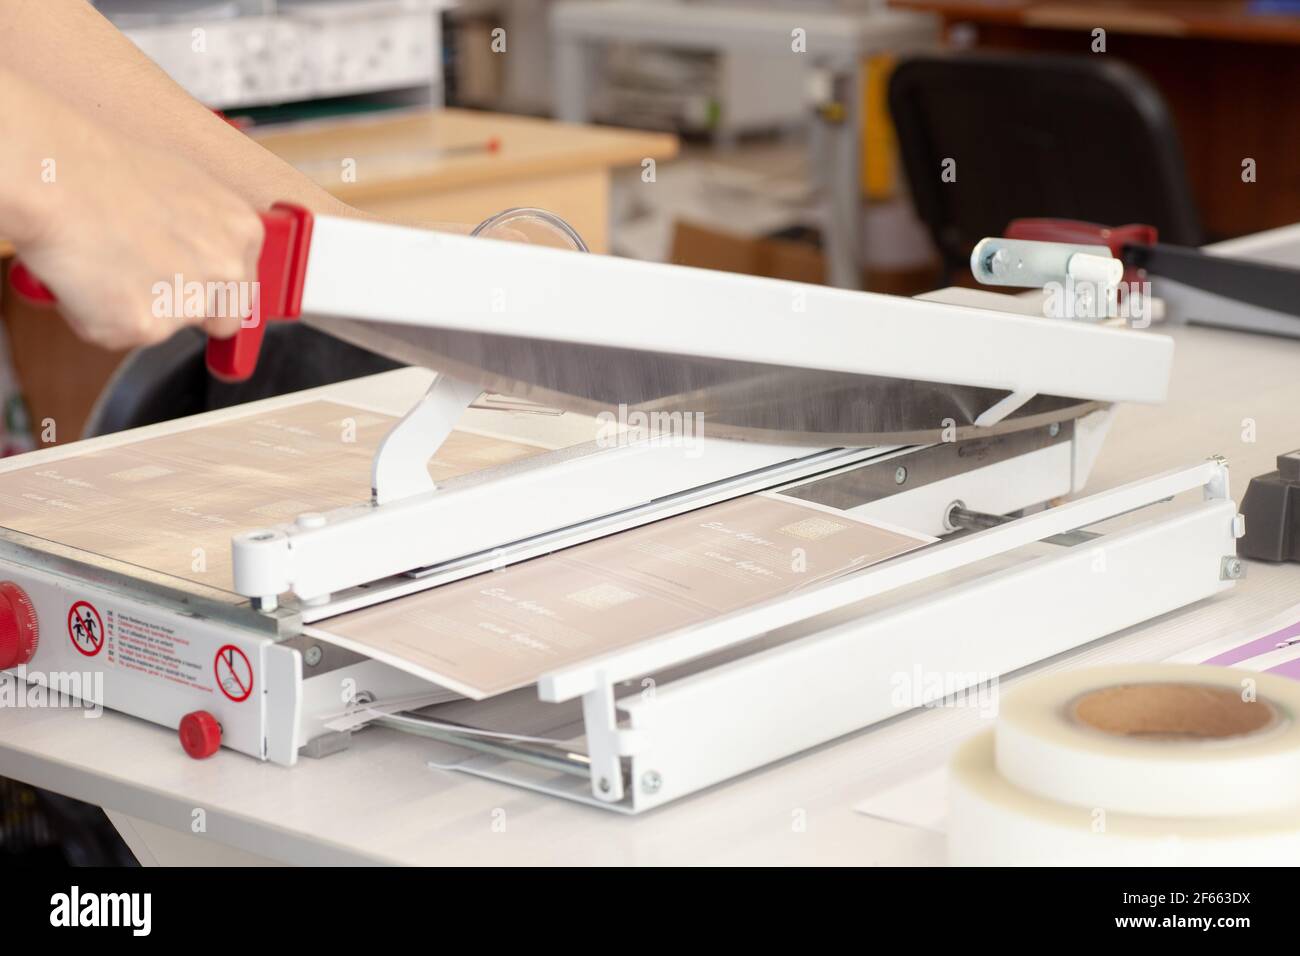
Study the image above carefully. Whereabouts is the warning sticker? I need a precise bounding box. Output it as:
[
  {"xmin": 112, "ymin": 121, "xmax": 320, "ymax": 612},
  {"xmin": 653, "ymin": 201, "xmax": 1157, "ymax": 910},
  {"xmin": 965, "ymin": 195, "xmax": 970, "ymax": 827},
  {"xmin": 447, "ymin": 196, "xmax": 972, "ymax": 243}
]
[
  {"xmin": 104, "ymin": 607, "xmax": 214, "ymax": 694},
  {"xmin": 214, "ymin": 644, "xmax": 253, "ymax": 702},
  {"xmin": 67, "ymin": 600, "xmax": 104, "ymax": 657}
]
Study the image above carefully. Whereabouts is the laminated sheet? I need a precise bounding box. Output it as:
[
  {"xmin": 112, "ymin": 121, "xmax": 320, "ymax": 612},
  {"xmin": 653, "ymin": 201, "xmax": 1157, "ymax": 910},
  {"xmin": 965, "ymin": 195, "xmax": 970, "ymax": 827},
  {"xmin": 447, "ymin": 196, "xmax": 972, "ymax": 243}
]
[
  {"xmin": 309, "ymin": 493, "xmax": 934, "ymax": 699},
  {"xmin": 0, "ymin": 399, "xmax": 549, "ymax": 591}
]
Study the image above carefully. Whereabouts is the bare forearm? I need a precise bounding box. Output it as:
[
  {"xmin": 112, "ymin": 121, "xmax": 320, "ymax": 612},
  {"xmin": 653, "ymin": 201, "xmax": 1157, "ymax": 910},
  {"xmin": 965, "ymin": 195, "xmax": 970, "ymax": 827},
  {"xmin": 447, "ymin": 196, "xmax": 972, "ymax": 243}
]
[
  {"xmin": 0, "ymin": 0, "xmax": 351, "ymax": 215},
  {"xmin": 0, "ymin": 67, "xmax": 104, "ymax": 247}
]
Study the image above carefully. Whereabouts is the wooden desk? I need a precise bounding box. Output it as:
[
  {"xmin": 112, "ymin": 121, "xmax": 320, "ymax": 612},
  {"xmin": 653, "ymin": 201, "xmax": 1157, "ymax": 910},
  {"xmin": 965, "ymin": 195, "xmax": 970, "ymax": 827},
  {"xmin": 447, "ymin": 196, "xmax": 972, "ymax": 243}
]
[
  {"xmin": 0, "ymin": 109, "xmax": 677, "ymax": 444},
  {"xmin": 249, "ymin": 108, "xmax": 677, "ymax": 254},
  {"xmin": 890, "ymin": 1, "xmax": 1300, "ymax": 240}
]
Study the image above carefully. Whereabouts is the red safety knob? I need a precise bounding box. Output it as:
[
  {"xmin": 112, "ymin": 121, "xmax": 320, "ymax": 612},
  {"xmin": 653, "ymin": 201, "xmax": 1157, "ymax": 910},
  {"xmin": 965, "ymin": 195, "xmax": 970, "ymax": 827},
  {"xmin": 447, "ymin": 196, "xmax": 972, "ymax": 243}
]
[
  {"xmin": 0, "ymin": 581, "xmax": 39, "ymax": 670},
  {"xmin": 179, "ymin": 710, "xmax": 222, "ymax": 759}
]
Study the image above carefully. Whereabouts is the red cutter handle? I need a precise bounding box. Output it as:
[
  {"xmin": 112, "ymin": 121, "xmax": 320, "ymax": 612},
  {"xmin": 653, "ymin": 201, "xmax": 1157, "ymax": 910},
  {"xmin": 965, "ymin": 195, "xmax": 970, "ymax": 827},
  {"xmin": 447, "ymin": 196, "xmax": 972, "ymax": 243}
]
[
  {"xmin": 205, "ymin": 202, "xmax": 313, "ymax": 381},
  {"xmin": 6, "ymin": 202, "xmax": 313, "ymax": 383},
  {"xmin": 8, "ymin": 260, "xmax": 55, "ymax": 304}
]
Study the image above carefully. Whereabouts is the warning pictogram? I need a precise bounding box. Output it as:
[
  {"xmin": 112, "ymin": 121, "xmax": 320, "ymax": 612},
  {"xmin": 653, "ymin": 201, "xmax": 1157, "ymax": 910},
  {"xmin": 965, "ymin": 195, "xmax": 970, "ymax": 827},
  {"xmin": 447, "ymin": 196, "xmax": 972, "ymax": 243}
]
[
  {"xmin": 214, "ymin": 644, "xmax": 253, "ymax": 702},
  {"xmin": 67, "ymin": 600, "xmax": 104, "ymax": 657}
]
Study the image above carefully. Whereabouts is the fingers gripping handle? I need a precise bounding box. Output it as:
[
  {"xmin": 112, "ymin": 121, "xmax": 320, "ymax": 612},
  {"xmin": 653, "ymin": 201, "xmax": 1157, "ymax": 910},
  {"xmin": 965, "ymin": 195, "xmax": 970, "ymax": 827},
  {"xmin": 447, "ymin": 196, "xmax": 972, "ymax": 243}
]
[
  {"xmin": 205, "ymin": 202, "xmax": 313, "ymax": 381},
  {"xmin": 7, "ymin": 202, "xmax": 313, "ymax": 382}
]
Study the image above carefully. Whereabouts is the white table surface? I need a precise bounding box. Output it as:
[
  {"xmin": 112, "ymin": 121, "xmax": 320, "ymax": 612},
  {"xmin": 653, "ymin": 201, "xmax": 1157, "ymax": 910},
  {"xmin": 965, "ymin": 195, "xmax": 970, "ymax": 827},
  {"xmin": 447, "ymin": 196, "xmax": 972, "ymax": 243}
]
[{"xmin": 2, "ymin": 318, "xmax": 1299, "ymax": 865}]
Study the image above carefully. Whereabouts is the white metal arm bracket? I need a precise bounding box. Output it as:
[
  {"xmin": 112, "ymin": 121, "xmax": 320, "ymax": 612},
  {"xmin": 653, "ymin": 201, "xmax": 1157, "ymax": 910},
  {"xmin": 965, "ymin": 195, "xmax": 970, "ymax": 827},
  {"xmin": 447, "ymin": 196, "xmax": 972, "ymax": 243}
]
[
  {"xmin": 581, "ymin": 674, "xmax": 636, "ymax": 803},
  {"xmin": 371, "ymin": 374, "xmax": 482, "ymax": 505},
  {"xmin": 974, "ymin": 389, "xmax": 1037, "ymax": 428},
  {"xmin": 539, "ymin": 457, "xmax": 1237, "ymax": 703}
]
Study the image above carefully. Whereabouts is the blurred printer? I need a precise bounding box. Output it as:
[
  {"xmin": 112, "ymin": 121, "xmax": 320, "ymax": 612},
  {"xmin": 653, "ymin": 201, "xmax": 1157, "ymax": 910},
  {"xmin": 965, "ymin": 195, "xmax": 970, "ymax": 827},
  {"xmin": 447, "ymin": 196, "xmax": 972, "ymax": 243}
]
[{"xmin": 95, "ymin": 0, "xmax": 451, "ymax": 111}]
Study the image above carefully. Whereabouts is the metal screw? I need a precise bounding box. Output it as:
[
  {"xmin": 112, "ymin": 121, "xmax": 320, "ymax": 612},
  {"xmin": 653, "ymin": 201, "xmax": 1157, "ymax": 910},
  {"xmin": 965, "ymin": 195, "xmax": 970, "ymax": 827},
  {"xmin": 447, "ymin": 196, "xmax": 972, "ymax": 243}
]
[
  {"xmin": 641, "ymin": 770, "xmax": 663, "ymax": 794},
  {"xmin": 598, "ymin": 777, "xmax": 611, "ymax": 793},
  {"xmin": 1048, "ymin": 422, "xmax": 1061, "ymax": 438},
  {"xmin": 894, "ymin": 466, "xmax": 908, "ymax": 485},
  {"xmin": 303, "ymin": 645, "xmax": 323, "ymax": 667},
  {"xmin": 1221, "ymin": 556, "xmax": 1245, "ymax": 580}
]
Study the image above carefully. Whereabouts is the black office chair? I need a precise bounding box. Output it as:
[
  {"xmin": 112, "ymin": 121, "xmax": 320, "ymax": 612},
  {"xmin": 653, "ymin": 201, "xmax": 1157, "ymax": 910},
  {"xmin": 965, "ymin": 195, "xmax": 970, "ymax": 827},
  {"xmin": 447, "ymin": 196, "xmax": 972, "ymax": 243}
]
[
  {"xmin": 84, "ymin": 323, "xmax": 402, "ymax": 438},
  {"xmin": 888, "ymin": 52, "xmax": 1202, "ymax": 281}
]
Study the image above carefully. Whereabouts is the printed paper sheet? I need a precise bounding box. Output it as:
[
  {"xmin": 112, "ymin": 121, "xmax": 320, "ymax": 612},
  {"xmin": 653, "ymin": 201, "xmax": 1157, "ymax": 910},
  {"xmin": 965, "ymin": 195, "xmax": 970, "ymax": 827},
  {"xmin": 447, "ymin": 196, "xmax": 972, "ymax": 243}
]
[
  {"xmin": 0, "ymin": 400, "xmax": 546, "ymax": 591},
  {"xmin": 312, "ymin": 493, "xmax": 934, "ymax": 698}
]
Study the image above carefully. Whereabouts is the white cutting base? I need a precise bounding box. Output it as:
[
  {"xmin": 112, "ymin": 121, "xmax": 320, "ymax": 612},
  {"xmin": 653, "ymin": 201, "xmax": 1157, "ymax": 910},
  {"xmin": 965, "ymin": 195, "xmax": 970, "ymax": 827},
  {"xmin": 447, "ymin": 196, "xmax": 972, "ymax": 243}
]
[{"xmin": 432, "ymin": 458, "xmax": 1238, "ymax": 810}]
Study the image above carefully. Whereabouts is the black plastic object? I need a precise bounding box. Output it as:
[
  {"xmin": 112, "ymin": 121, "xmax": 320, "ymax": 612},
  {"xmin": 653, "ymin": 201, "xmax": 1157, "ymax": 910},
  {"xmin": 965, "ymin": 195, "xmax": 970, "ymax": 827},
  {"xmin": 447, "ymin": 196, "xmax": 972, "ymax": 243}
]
[
  {"xmin": 84, "ymin": 323, "xmax": 402, "ymax": 438},
  {"xmin": 1238, "ymin": 450, "xmax": 1300, "ymax": 562},
  {"xmin": 1122, "ymin": 242, "xmax": 1300, "ymax": 319},
  {"xmin": 888, "ymin": 52, "xmax": 1202, "ymax": 281}
]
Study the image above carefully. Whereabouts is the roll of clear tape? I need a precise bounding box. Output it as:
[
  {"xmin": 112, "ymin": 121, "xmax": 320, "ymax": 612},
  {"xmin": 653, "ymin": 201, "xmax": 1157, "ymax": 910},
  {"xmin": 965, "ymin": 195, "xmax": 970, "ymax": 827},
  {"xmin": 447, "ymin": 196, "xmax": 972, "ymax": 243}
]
[
  {"xmin": 949, "ymin": 730, "xmax": 1300, "ymax": 866},
  {"xmin": 994, "ymin": 664, "xmax": 1300, "ymax": 818}
]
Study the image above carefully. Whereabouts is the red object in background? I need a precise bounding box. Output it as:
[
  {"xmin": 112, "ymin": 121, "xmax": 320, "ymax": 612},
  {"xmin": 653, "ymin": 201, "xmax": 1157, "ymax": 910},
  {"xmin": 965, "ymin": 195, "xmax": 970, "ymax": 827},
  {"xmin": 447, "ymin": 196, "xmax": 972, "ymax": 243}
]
[
  {"xmin": 1004, "ymin": 219, "xmax": 1158, "ymax": 283},
  {"xmin": 213, "ymin": 108, "xmax": 251, "ymax": 131},
  {"xmin": 0, "ymin": 581, "xmax": 39, "ymax": 670},
  {"xmin": 178, "ymin": 711, "xmax": 222, "ymax": 759},
  {"xmin": 438, "ymin": 137, "xmax": 500, "ymax": 158}
]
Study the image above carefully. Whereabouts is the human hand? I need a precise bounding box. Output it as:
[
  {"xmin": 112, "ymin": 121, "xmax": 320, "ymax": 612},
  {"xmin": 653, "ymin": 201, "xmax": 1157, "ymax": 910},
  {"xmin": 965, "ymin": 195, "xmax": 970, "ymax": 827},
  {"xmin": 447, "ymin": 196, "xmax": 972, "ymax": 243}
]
[{"xmin": 11, "ymin": 120, "xmax": 264, "ymax": 350}]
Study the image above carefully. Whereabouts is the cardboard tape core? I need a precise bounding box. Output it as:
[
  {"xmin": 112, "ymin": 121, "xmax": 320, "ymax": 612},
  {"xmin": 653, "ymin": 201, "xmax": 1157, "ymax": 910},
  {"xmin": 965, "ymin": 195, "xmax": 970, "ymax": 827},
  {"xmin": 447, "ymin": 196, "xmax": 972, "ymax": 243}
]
[
  {"xmin": 996, "ymin": 666, "xmax": 1300, "ymax": 819},
  {"xmin": 1070, "ymin": 682, "xmax": 1279, "ymax": 741}
]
